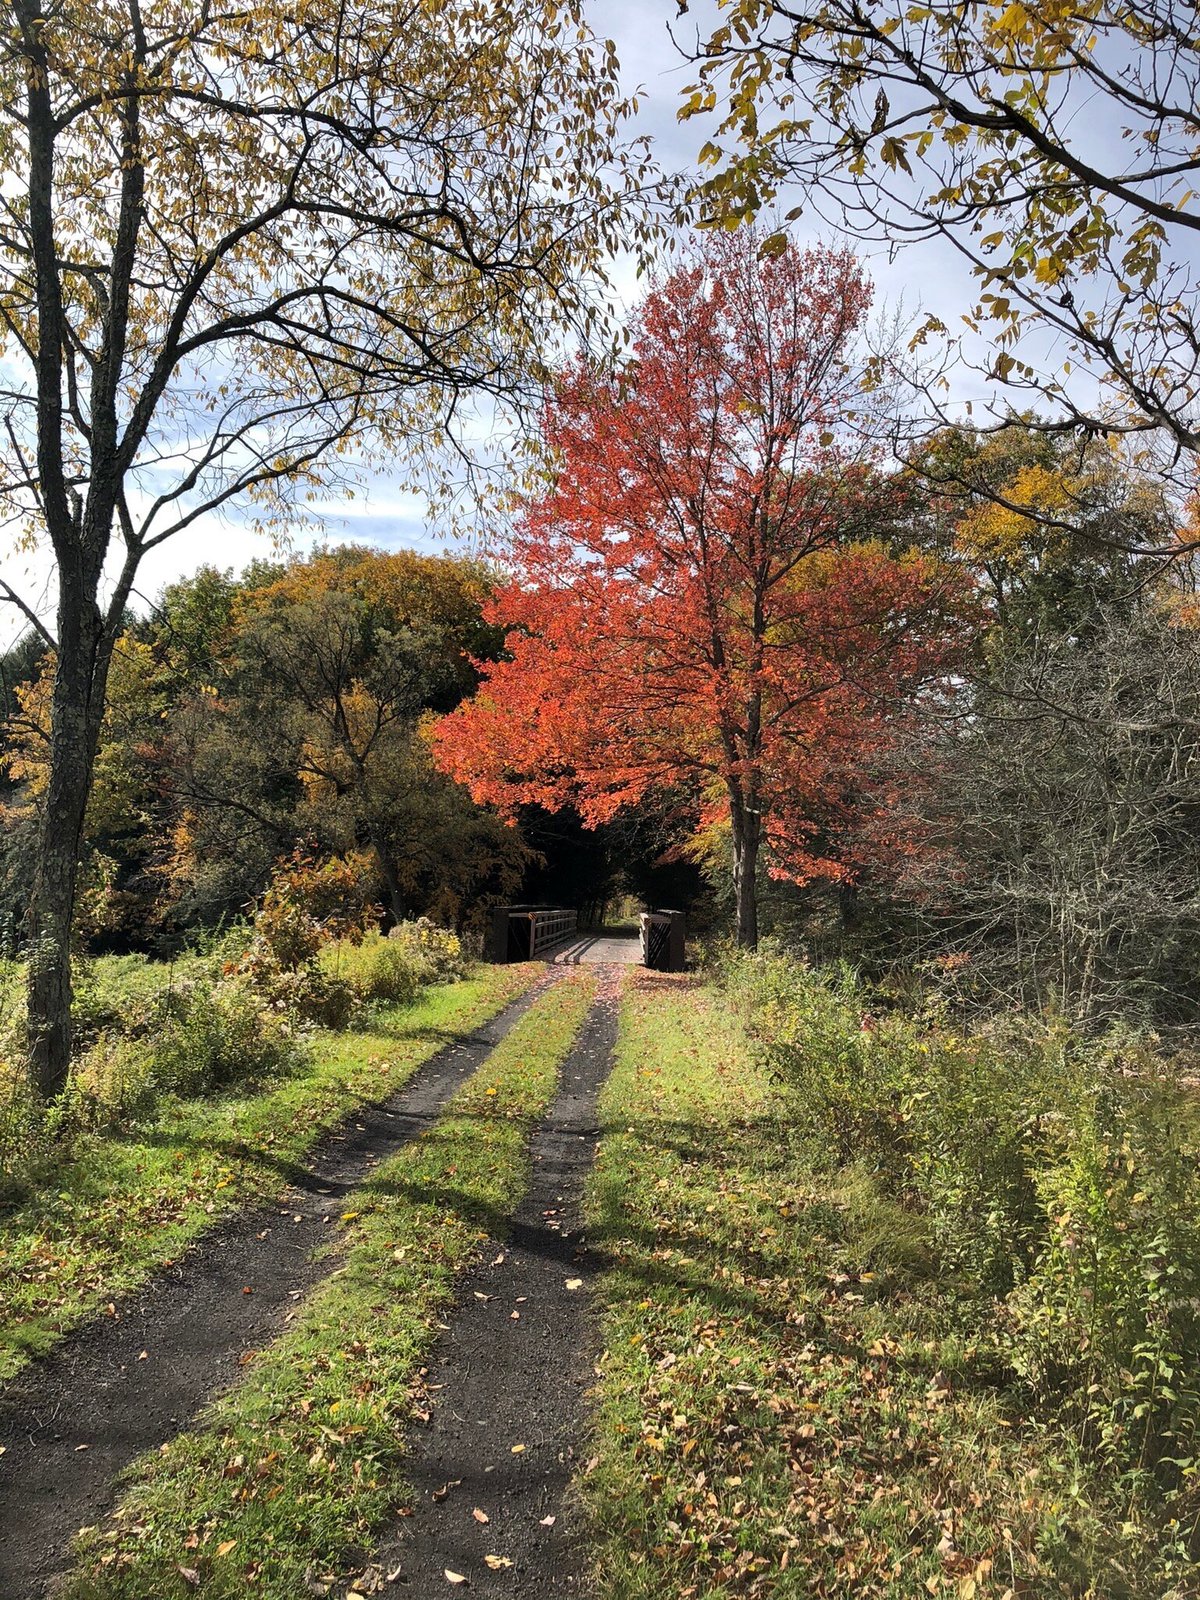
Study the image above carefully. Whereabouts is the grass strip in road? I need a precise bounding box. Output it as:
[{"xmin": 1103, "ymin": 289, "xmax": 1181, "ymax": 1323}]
[
  {"xmin": 583, "ymin": 972, "xmax": 1131, "ymax": 1600},
  {"xmin": 63, "ymin": 971, "xmax": 597, "ymax": 1600},
  {"xmin": 0, "ymin": 964, "xmax": 538, "ymax": 1382}
]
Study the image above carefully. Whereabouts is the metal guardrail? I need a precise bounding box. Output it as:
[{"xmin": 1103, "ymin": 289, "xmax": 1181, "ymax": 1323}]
[{"xmin": 488, "ymin": 905, "xmax": 578, "ymax": 962}]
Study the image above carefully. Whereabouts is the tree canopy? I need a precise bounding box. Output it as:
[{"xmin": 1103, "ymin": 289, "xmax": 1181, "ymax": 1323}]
[
  {"xmin": 434, "ymin": 234, "xmax": 972, "ymax": 946},
  {"xmin": 682, "ymin": 0, "xmax": 1200, "ymax": 462},
  {"xmin": 0, "ymin": 0, "xmax": 656, "ymax": 1093}
]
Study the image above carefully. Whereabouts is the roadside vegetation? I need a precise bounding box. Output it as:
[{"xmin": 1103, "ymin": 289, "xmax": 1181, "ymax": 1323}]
[
  {"xmin": 586, "ymin": 966, "xmax": 1200, "ymax": 1598},
  {"xmin": 0, "ymin": 925, "xmax": 538, "ymax": 1381},
  {"xmin": 63, "ymin": 972, "xmax": 597, "ymax": 1600}
]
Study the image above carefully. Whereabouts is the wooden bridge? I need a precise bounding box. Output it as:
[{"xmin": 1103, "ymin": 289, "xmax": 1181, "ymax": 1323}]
[{"xmin": 487, "ymin": 907, "xmax": 685, "ymax": 970}]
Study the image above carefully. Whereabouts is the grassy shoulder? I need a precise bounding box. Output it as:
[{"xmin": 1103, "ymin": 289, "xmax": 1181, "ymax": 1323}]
[
  {"xmin": 584, "ymin": 972, "xmax": 1172, "ymax": 1600},
  {"xmin": 63, "ymin": 970, "xmax": 597, "ymax": 1600},
  {"xmin": 0, "ymin": 962, "xmax": 539, "ymax": 1382}
]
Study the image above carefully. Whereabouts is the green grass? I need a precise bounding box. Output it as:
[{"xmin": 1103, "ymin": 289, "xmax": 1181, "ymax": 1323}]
[
  {"xmin": 583, "ymin": 972, "xmax": 1165, "ymax": 1600},
  {"xmin": 0, "ymin": 963, "xmax": 539, "ymax": 1381},
  {"xmin": 63, "ymin": 970, "xmax": 597, "ymax": 1600}
]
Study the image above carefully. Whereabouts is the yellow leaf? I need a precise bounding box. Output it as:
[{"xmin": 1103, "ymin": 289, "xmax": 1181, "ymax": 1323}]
[{"xmin": 215, "ymin": 1539, "xmax": 237, "ymax": 1557}]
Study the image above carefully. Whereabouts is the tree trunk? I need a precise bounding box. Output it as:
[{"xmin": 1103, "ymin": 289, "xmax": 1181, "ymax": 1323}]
[
  {"xmin": 26, "ymin": 602, "xmax": 106, "ymax": 1098},
  {"xmin": 377, "ymin": 851, "xmax": 407, "ymax": 928},
  {"xmin": 731, "ymin": 803, "xmax": 760, "ymax": 950}
]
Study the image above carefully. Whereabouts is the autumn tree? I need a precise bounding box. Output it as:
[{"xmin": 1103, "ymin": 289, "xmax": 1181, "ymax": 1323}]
[
  {"xmin": 682, "ymin": 1, "xmax": 1200, "ymax": 473},
  {"xmin": 434, "ymin": 234, "xmax": 971, "ymax": 947},
  {"xmin": 912, "ymin": 424, "xmax": 1179, "ymax": 634},
  {"xmin": 0, "ymin": 547, "xmax": 534, "ymax": 944},
  {"xmin": 2, "ymin": 633, "xmax": 168, "ymax": 947},
  {"xmin": 222, "ymin": 549, "xmax": 526, "ymax": 926},
  {"xmin": 0, "ymin": 0, "xmax": 655, "ymax": 1095},
  {"xmin": 828, "ymin": 425, "xmax": 1200, "ymax": 1019}
]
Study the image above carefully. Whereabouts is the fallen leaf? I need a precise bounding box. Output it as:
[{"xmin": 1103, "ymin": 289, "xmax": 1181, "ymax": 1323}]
[
  {"xmin": 177, "ymin": 1566, "xmax": 201, "ymax": 1587},
  {"xmin": 216, "ymin": 1539, "xmax": 237, "ymax": 1557},
  {"xmin": 484, "ymin": 1556, "xmax": 512, "ymax": 1570},
  {"xmin": 510, "ymin": 1443, "xmax": 525, "ymax": 1454},
  {"xmin": 472, "ymin": 1508, "xmax": 490, "ymax": 1524},
  {"xmin": 539, "ymin": 1515, "xmax": 556, "ymax": 1527},
  {"xmin": 444, "ymin": 1570, "xmax": 468, "ymax": 1586},
  {"xmin": 74, "ymin": 1444, "xmax": 89, "ymax": 1452},
  {"xmin": 432, "ymin": 1479, "xmax": 461, "ymax": 1502},
  {"xmin": 137, "ymin": 1350, "xmax": 148, "ymax": 1361},
  {"xmin": 565, "ymin": 1279, "xmax": 583, "ymax": 1290}
]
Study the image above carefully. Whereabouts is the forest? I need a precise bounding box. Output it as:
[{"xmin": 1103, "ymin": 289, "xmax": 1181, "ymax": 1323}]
[{"xmin": 2, "ymin": 2, "xmax": 1200, "ymax": 1598}]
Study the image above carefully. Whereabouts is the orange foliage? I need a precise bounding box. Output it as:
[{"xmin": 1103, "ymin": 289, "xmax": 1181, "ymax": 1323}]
[{"xmin": 435, "ymin": 234, "xmax": 975, "ymax": 890}]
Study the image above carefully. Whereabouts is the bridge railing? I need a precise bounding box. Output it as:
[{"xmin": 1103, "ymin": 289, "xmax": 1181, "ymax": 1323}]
[
  {"xmin": 487, "ymin": 905, "xmax": 578, "ymax": 963},
  {"xmin": 528, "ymin": 907, "xmax": 577, "ymax": 957},
  {"xmin": 640, "ymin": 909, "xmax": 686, "ymax": 972}
]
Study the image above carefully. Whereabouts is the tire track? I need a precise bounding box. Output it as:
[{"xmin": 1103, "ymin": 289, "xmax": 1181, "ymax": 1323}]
[
  {"xmin": 0, "ymin": 974, "xmax": 555, "ymax": 1600},
  {"xmin": 368, "ymin": 979, "xmax": 620, "ymax": 1598}
]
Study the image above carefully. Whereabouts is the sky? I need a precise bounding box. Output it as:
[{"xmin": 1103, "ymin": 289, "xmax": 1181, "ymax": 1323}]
[{"xmin": 0, "ymin": 0, "xmax": 980, "ymax": 646}]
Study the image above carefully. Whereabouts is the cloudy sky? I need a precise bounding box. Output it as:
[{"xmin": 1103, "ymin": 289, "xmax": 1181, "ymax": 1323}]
[{"xmin": 0, "ymin": 0, "xmax": 978, "ymax": 644}]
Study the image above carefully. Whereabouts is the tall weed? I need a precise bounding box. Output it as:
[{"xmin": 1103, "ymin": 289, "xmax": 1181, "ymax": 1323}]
[{"xmin": 724, "ymin": 946, "xmax": 1200, "ymax": 1493}]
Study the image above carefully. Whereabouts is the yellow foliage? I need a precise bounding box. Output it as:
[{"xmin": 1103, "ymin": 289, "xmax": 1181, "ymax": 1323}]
[{"xmin": 956, "ymin": 463, "xmax": 1076, "ymax": 562}]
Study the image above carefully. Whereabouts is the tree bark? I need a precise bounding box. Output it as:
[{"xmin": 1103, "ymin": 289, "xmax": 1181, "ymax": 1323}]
[
  {"xmin": 374, "ymin": 841, "xmax": 408, "ymax": 928},
  {"xmin": 731, "ymin": 801, "xmax": 761, "ymax": 950},
  {"xmin": 26, "ymin": 595, "xmax": 107, "ymax": 1098}
]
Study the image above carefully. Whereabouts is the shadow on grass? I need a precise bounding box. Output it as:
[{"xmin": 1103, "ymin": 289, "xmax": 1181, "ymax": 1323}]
[{"xmin": 0, "ymin": 1012, "xmax": 525, "ymax": 1225}]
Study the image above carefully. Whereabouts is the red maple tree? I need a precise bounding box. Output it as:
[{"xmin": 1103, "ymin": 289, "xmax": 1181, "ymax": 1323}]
[{"xmin": 434, "ymin": 234, "xmax": 973, "ymax": 945}]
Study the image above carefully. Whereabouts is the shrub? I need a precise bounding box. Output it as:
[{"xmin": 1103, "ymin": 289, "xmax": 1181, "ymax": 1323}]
[
  {"xmin": 1004, "ymin": 1072, "xmax": 1200, "ymax": 1476},
  {"xmin": 322, "ymin": 922, "xmax": 466, "ymax": 1011},
  {"xmin": 72, "ymin": 976, "xmax": 305, "ymax": 1116},
  {"xmin": 725, "ymin": 946, "xmax": 1200, "ymax": 1486},
  {"xmin": 251, "ymin": 851, "xmax": 378, "ymax": 972},
  {"xmin": 326, "ymin": 933, "xmax": 422, "ymax": 1007},
  {"xmin": 386, "ymin": 918, "xmax": 465, "ymax": 981},
  {"xmin": 71, "ymin": 951, "xmax": 220, "ymax": 1045}
]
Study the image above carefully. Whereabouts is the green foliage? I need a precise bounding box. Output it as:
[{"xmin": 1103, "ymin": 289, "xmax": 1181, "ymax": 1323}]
[
  {"xmin": 385, "ymin": 918, "xmax": 466, "ymax": 981},
  {"xmin": 321, "ymin": 923, "xmax": 466, "ymax": 1009},
  {"xmin": 73, "ymin": 977, "xmax": 303, "ymax": 1118},
  {"xmin": 725, "ymin": 947, "xmax": 1200, "ymax": 1503}
]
